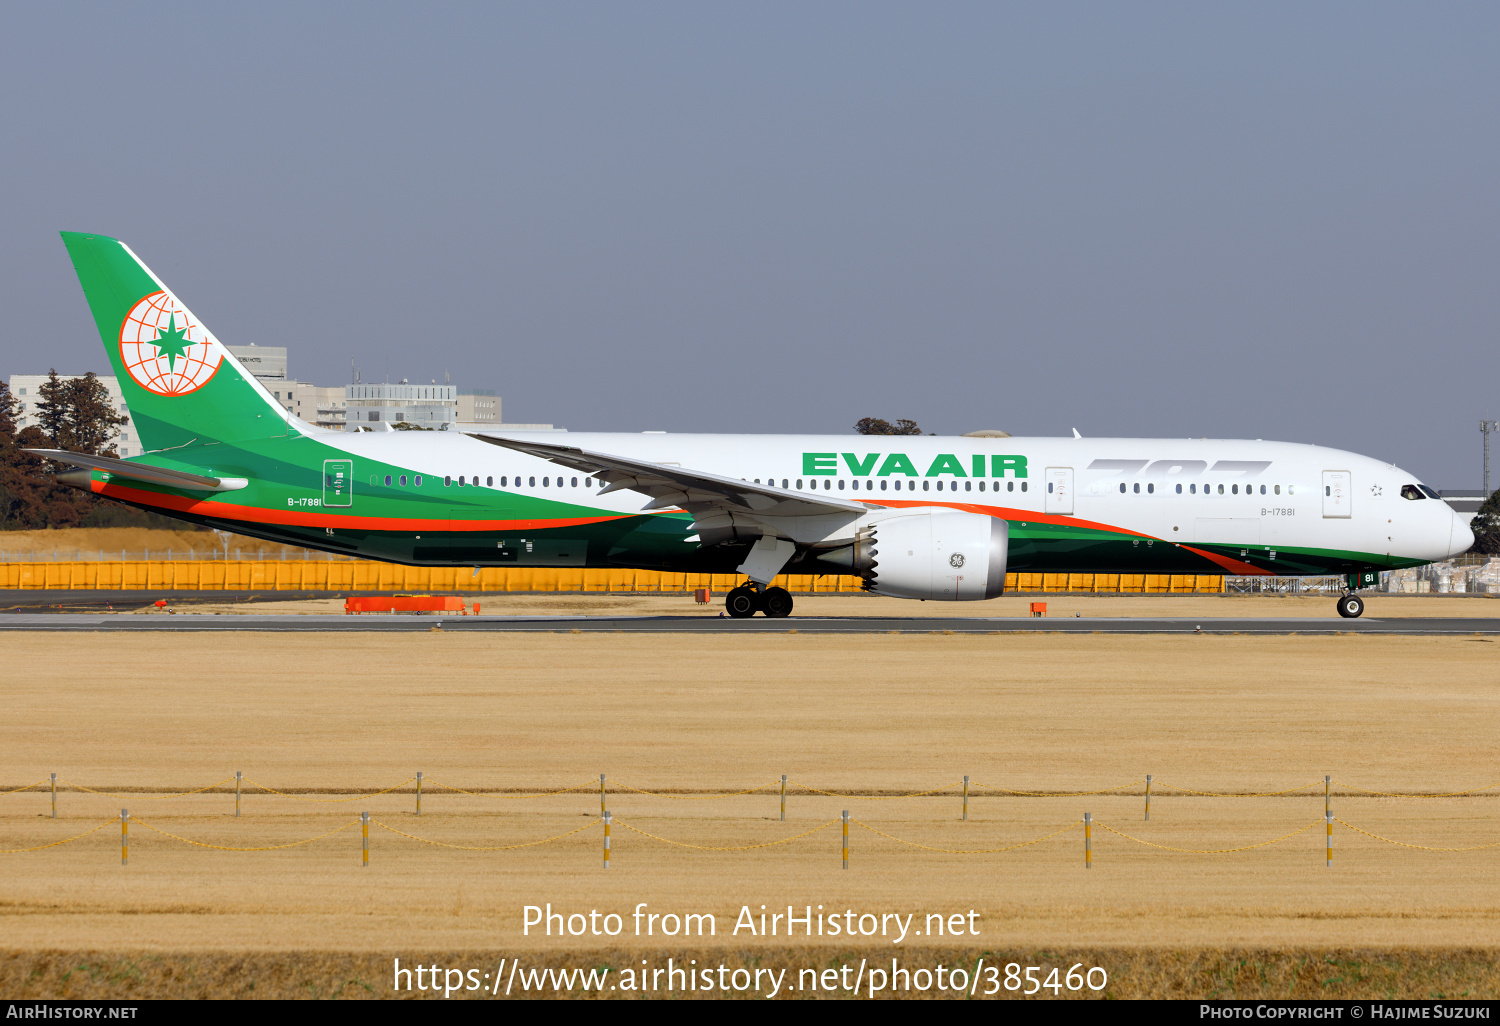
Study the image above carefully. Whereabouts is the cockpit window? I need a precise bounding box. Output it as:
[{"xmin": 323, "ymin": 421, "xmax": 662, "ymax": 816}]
[
  {"xmin": 1401, "ymin": 484, "xmax": 1425, "ymax": 500},
  {"xmin": 1419, "ymin": 485, "xmax": 1441, "ymax": 500}
]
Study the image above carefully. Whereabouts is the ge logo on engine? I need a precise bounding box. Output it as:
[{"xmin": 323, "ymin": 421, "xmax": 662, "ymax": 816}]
[{"xmin": 949, "ymin": 553, "xmax": 966, "ymax": 568}]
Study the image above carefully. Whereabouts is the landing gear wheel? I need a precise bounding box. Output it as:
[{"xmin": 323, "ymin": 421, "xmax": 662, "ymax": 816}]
[
  {"xmin": 762, "ymin": 587, "xmax": 794, "ymax": 618},
  {"xmin": 1336, "ymin": 594, "xmax": 1365, "ymax": 619},
  {"xmin": 725, "ymin": 586, "xmax": 759, "ymax": 619}
]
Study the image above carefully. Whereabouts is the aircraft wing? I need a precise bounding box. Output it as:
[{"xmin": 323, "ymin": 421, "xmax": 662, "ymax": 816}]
[
  {"xmin": 25, "ymin": 449, "xmax": 249, "ymax": 492},
  {"xmin": 467, "ymin": 435, "xmax": 867, "ymax": 518}
]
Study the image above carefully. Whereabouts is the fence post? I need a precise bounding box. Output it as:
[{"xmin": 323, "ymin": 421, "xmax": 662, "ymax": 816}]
[
  {"xmin": 121, "ymin": 809, "xmax": 129, "ymax": 866},
  {"xmin": 50, "ymin": 773, "xmax": 56, "ymax": 819},
  {"xmin": 362, "ymin": 811, "xmax": 369, "ymax": 868},
  {"xmin": 780, "ymin": 775, "xmax": 787, "ymax": 822},
  {"xmin": 416, "ymin": 772, "xmax": 422, "ymax": 817},
  {"xmin": 1084, "ymin": 812, "xmax": 1092, "ymax": 869},
  {"xmin": 1144, "ymin": 774, "xmax": 1151, "ymax": 821},
  {"xmin": 603, "ymin": 811, "xmax": 612, "ymax": 869},
  {"xmin": 1325, "ymin": 811, "xmax": 1333, "ymax": 868},
  {"xmin": 963, "ymin": 775, "xmax": 969, "ymax": 822},
  {"xmin": 600, "ymin": 774, "xmax": 606, "ymax": 817},
  {"xmin": 235, "ymin": 771, "xmax": 242, "ymax": 818},
  {"xmin": 842, "ymin": 810, "xmax": 849, "ymax": 870},
  {"xmin": 1325, "ymin": 775, "xmax": 1331, "ymax": 818}
]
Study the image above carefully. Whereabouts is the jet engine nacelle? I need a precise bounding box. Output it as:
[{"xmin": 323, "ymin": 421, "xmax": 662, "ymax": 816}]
[{"xmin": 823, "ymin": 509, "xmax": 1009, "ymax": 600}]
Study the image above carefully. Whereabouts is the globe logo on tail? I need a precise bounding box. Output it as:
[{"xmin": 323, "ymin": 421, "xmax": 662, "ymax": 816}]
[{"xmin": 119, "ymin": 291, "xmax": 222, "ymax": 395}]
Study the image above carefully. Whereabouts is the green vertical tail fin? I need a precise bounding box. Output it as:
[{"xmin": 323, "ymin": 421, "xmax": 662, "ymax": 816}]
[{"xmin": 60, "ymin": 232, "xmax": 292, "ymax": 452}]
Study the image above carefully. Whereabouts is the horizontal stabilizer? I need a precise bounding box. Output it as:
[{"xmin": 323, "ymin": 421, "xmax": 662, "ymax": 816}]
[{"xmin": 25, "ymin": 449, "xmax": 248, "ymax": 492}]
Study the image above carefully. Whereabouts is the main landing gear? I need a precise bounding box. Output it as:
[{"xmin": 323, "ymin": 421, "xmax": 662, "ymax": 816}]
[
  {"xmin": 725, "ymin": 584, "xmax": 794, "ymax": 618},
  {"xmin": 1336, "ymin": 593, "xmax": 1365, "ymax": 619}
]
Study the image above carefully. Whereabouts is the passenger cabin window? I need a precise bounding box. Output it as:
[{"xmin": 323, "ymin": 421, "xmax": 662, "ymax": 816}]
[
  {"xmin": 458, "ymin": 476, "xmax": 465, "ymax": 486},
  {"xmin": 529, "ymin": 477, "xmax": 535, "ymax": 487},
  {"xmin": 384, "ymin": 475, "xmax": 392, "ymax": 486},
  {"xmin": 444, "ymin": 476, "xmax": 451, "ymax": 487},
  {"xmin": 414, "ymin": 476, "xmax": 422, "ymax": 486},
  {"xmin": 487, "ymin": 476, "xmax": 493, "ymax": 486},
  {"xmin": 400, "ymin": 475, "xmax": 408, "ymax": 486},
  {"xmin": 1175, "ymin": 484, "xmax": 1182, "ymax": 494},
  {"xmin": 1401, "ymin": 484, "xmax": 1425, "ymax": 500}
]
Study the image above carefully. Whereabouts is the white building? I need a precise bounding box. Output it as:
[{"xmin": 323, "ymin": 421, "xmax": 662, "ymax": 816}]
[
  {"xmin": 8, "ymin": 374, "xmax": 137, "ymax": 456},
  {"xmin": 458, "ymin": 389, "xmax": 499, "ymax": 424}
]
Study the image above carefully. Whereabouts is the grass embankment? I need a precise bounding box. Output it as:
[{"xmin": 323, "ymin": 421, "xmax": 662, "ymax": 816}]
[
  {"xmin": 4, "ymin": 948, "xmax": 1496, "ymax": 999},
  {"xmin": 0, "ymin": 526, "xmax": 303, "ymax": 559}
]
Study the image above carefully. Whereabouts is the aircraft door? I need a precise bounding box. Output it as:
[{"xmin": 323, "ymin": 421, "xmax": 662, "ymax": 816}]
[
  {"xmin": 1044, "ymin": 467, "xmax": 1074, "ymax": 515},
  {"xmin": 323, "ymin": 459, "xmax": 353, "ymax": 507},
  {"xmin": 1321, "ymin": 470, "xmax": 1350, "ymax": 518}
]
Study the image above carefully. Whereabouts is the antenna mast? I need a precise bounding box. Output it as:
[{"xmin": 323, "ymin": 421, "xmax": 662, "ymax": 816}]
[{"xmin": 1484, "ymin": 420, "xmax": 1499, "ymax": 497}]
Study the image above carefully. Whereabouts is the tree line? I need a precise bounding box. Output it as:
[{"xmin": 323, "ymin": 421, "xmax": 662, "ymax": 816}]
[{"xmin": 0, "ymin": 371, "xmax": 185, "ymax": 530}]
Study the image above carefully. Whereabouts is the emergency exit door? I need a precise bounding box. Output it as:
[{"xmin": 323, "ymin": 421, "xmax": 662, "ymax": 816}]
[
  {"xmin": 1044, "ymin": 467, "xmax": 1074, "ymax": 515},
  {"xmin": 323, "ymin": 460, "xmax": 353, "ymax": 507},
  {"xmin": 1321, "ymin": 470, "xmax": 1350, "ymax": 518}
]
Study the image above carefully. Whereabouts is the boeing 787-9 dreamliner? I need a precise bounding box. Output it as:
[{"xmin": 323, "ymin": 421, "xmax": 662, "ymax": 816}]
[{"xmin": 33, "ymin": 233, "xmax": 1474, "ymax": 619}]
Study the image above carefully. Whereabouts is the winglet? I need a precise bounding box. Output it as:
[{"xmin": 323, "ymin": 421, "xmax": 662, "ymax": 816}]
[{"xmin": 1072, "ymin": 428, "xmax": 1083, "ymax": 439}]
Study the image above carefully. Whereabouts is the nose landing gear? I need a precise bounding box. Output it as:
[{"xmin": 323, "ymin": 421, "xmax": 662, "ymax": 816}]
[
  {"xmin": 1336, "ymin": 570, "xmax": 1377, "ymax": 618},
  {"xmin": 725, "ymin": 583, "xmax": 794, "ymax": 618}
]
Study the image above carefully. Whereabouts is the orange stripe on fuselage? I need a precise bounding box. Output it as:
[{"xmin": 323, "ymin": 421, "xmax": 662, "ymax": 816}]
[
  {"xmin": 858, "ymin": 498, "xmax": 1155, "ymax": 538},
  {"xmin": 91, "ymin": 479, "xmax": 638, "ymax": 533},
  {"xmin": 868, "ymin": 498, "xmax": 1273, "ymax": 572}
]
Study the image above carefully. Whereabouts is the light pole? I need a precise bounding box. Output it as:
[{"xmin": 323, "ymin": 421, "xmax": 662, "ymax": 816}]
[{"xmin": 1484, "ymin": 421, "xmax": 1499, "ymax": 498}]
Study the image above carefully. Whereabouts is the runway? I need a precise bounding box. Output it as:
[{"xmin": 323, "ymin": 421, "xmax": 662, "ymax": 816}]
[{"xmin": 1, "ymin": 612, "xmax": 1497, "ymax": 634}]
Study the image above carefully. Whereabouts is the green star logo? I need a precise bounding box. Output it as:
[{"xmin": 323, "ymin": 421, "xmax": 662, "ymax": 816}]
[{"xmin": 150, "ymin": 314, "xmax": 192, "ymax": 374}]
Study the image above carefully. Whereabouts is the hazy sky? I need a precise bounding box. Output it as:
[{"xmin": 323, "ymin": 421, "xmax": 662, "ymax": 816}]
[{"xmin": 2, "ymin": 3, "xmax": 1496, "ymax": 486}]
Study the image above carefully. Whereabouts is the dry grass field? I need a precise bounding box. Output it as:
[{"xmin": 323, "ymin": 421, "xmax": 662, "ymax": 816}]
[{"xmin": 2, "ymin": 630, "xmax": 1499, "ymax": 998}]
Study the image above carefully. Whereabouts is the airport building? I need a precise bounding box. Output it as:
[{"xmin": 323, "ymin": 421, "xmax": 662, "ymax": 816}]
[
  {"xmin": 8, "ymin": 338, "xmax": 559, "ymax": 445},
  {"xmin": 226, "ymin": 345, "xmax": 347, "ymax": 431},
  {"xmin": 345, "ymin": 382, "xmax": 457, "ymax": 429}
]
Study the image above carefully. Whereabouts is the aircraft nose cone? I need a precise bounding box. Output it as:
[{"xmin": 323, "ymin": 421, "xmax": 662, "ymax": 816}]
[{"xmin": 1451, "ymin": 512, "xmax": 1475, "ymax": 558}]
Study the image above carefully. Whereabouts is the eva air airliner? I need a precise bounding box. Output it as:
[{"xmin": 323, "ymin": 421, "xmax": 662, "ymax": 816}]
[{"xmin": 35, "ymin": 233, "xmax": 1473, "ymax": 619}]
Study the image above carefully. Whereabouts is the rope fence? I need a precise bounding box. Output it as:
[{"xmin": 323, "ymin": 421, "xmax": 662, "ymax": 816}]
[{"xmin": 7, "ymin": 770, "xmax": 1500, "ymax": 869}]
